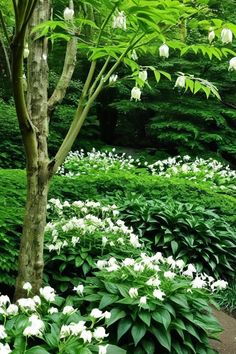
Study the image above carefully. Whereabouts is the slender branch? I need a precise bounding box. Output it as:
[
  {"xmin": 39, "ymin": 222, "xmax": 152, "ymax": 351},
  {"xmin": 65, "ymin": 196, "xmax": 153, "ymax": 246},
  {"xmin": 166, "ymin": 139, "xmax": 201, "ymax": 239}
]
[
  {"xmin": 0, "ymin": 33, "xmax": 12, "ymax": 80},
  {"xmin": 96, "ymin": 4, "xmax": 117, "ymax": 46},
  {"xmin": 89, "ymin": 56, "xmax": 110, "ymax": 97}
]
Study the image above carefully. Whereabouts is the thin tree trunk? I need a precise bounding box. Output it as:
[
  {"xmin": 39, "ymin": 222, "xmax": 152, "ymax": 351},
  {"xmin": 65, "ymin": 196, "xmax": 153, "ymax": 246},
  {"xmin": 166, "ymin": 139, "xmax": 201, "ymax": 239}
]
[{"xmin": 14, "ymin": 0, "xmax": 50, "ymax": 301}]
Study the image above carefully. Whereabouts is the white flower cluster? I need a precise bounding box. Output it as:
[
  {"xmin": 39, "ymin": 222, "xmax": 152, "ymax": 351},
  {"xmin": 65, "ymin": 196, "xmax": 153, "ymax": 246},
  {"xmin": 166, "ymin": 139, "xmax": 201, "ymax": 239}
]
[
  {"xmin": 148, "ymin": 155, "xmax": 236, "ymax": 191},
  {"xmin": 96, "ymin": 253, "xmax": 227, "ymax": 305},
  {"xmin": 45, "ymin": 199, "xmax": 142, "ymax": 254},
  {"xmin": 58, "ymin": 148, "xmax": 142, "ymax": 176}
]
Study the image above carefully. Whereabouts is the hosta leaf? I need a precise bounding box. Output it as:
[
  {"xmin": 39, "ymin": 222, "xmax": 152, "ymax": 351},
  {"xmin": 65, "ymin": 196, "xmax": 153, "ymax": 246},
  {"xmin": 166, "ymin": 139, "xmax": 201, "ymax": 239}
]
[
  {"xmin": 131, "ymin": 322, "xmax": 147, "ymax": 346},
  {"xmin": 107, "ymin": 308, "xmax": 126, "ymax": 327},
  {"xmin": 150, "ymin": 325, "xmax": 171, "ymax": 351},
  {"xmin": 117, "ymin": 318, "xmax": 132, "ymax": 341},
  {"xmin": 99, "ymin": 294, "xmax": 119, "ymax": 309},
  {"xmin": 138, "ymin": 311, "xmax": 151, "ymax": 327}
]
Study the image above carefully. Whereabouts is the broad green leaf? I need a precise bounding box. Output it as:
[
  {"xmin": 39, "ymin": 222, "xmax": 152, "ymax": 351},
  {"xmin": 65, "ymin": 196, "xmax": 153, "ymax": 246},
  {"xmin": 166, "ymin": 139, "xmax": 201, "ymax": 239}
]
[
  {"xmin": 107, "ymin": 308, "xmax": 126, "ymax": 327},
  {"xmin": 99, "ymin": 294, "xmax": 119, "ymax": 309},
  {"xmin": 151, "ymin": 325, "xmax": 171, "ymax": 351},
  {"xmin": 117, "ymin": 318, "xmax": 132, "ymax": 341},
  {"xmin": 131, "ymin": 322, "xmax": 147, "ymax": 346},
  {"xmin": 25, "ymin": 347, "xmax": 51, "ymax": 354},
  {"xmin": 138, "ymin": 311, "xmax": 151, "ymax": 327}
]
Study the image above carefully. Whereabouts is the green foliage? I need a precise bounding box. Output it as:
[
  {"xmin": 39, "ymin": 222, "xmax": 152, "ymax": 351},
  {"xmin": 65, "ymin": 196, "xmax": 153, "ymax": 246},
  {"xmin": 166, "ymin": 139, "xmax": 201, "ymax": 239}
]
[
  {"xmin": 114, "ymin": 194, "xmax": 236, "ymax": 280},
  {"xmin": 76, "ymin": 255, "xmax": 222, "ymax": 353},
  {"xmin": 216, "ymin": 277, "xmax": 236, "ymax": 315}
]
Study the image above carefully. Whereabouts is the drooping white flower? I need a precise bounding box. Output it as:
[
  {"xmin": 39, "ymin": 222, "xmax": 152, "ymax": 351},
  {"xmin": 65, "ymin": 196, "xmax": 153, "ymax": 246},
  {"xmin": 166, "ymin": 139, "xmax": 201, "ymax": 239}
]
[
  {"xmin": 0, "ymin": 295, "xmax": 10, "ymax": 307},
  {"xmin": 109, "ymin": 74, "xmax": 118, "ymax": 84},
  {"xmin": 112, "ymin": 11, "xmax": 126, "ymax": 30},
  {"xmin": 93, "ymin": 326, "xmax": 109, "ymax": 340},
  {"xmin": 130, "ymin": 87, "xmax": 141, "ymax": 101},
  {"xmin": 221, "ymin": 28, "xmax": 233, "ymax": 44},
  {"xmin": 0, "ymin": 325, "xmax": 7, "ymax": 339},
  {"xmin": 153, "ymin": 289, "xmax": 165, "ymax": 301},
  {"xmin": 211, "ymin": 280, "xmax": 228, "ymax": 291},
  {"xmin": 229, "ymin": 57, "xmax": 236, "ymax": 71},
  {"xmin": 69, "ymin": 321, "xmax": 86, "ymax": 335},
  {"xmin": 80, "ymin": 329, "xmax": 93, "ymax": 343},
  {"xmin": 208, "ymin": 30, "xmax": 215, "ymax": 43},
  {"xmin": 159, "ymin": 43, "xmax": 169, "ymax": 58},
  {"xmin": 139, "ymin": 296, "xmax": 147, "ymax": 305},
  {"xmin": 104, "ymin": 311, "xmax": 111, "ymax": 319},
  {"xmin": 48, "ymin": 307, "xmax": 58, "ymax": 314},
  {"xmin": 164, "ymin": 271, "xmax": 176, "ymax": 279},
  {"xmin": 128, "ymin": 287, "xmax": 138, "ymax": 298},
  {"xmin": 90, "ymin": 308, "xmax": 103, "ymax": 319},
  {"xmin": 23, "ymin": 314, "xmax": 44, "ymax": 337},
  {"xmin": 139, "ymin": 70, "xmax": 148, "ymax": 82},
  {"xmin": 63, "ymin": 7, "xmax": 74, "ymax": 21},
  {"xmin": 17, "ymin": 298, "xmax": 37, "ymax": 311},
  {"xmin": 175, "ymin": 75, "xmax": 186, "ymax": 88},
  {"xmin": 191, "ymin": 276, "xmax": 207, "ymax": 289},
  {"xmin": 131, "ymin": 50, "xmax": 138, "ymax": 61},
  {"xmin": 6, "ymin": 304, "xmax": 18, "ymax": 316},
  {"xmin": 122, "ymin": 258, "xmax": 135, "ymax": 267},
  {"xmin": 0, "ymin": 343, "xmax": 12, "ymax": 354},
  {"xmin": 39, "ymin": 286, "xmax": 56, "ymax": 302},
  {"xmin": 176, "ymin": 259, "xmax": 185, "ymax": 269},
  {"xmin": 63, "ymin": 305, "xmax": 75, "ymax": 315},
  {"xmin": 99, "ymin": 345, "xmax": 109, "ymax": 354},
  {"xmin": 73, "ymin": 284, "xmax": 84, "ymax": 295},
  {"xmin": 33, "ymin": 295, "xmax": 41, "ymax": 305},
  {"xmin": 23, "ymin": 282, "xmax": 32, "ymax": 292},
  {"xmin": 97, "ymin": 260, "xmax": 107, "ymax": 269},
  {"xmin": 60, "ymin": 325, "xmax": 71, "ymax": 338}
]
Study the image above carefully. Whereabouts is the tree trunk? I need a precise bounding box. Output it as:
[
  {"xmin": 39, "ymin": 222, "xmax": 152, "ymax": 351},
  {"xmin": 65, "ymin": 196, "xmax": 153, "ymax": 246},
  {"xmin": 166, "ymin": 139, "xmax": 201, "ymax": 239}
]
[{"xmin": 14, "ymin": 0, "xmax": 50, "ymax": 301}]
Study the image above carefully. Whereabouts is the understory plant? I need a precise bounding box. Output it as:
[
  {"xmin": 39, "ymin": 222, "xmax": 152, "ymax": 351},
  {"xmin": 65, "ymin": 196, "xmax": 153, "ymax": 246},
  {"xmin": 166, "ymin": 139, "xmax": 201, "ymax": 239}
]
[
  {"xmin": 44, "ymin": 199, "xmax": 142, "ymax": 292},
  {"xmin": 114, "ymin": 194, "xmax": 236, "ymax": 280},
  {"xmin": 0, "ymin": 284, "xmax": 125, "ymax": 354},
  {"xmin": 73, "ymin": 253, "xmax": 226, "ymax": 354}
]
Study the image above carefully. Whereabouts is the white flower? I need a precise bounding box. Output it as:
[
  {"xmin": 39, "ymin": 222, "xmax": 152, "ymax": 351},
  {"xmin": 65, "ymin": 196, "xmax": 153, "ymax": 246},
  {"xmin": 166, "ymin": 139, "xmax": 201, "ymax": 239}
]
[
  {"xmin": 159, "ymin": 43, "xmax": 169, "ymax": 58},
  {"xmin": 153, "ymin": 289, "xmax": 165, "ymax": 301},
  {"xmin": 208, "ymin": 30, "xmax": 215, "ymax": 43},
  {"xmin": 109, "ymin": 74, "xmax": 118, "ymax": 84},
  {"xmin": 73, "ymin": 284, "xmax": 84, "ymax": 295},
  {"xmin": 176, "ymin": 259, "xmax": 185, "ymax": 269},
  {"xmin": 164, "ymin": 271, "xmax": 176, "ymax": 279},
  {"xmin": 63, "ymin": 305, "xmax": 75, "ymax": 315},
  {"xmin": 112, "ymin": 11, "xmax": 126, "ymax": 30},
  {"xmin": 33, "ymin": 295, "xmax": 41, "ymax": 305},
  {"xmin": 102, "ymin": 237, "xmax": 108, "ymax": 246},
  {"xmin": 133, "ymin": 263, "xmax": 144, "ymax": 272},
  {"xmin": 211, "ymin": 280, "xmax": 228, "ymax": 291},
  {"xmin": 40, "ymin": 286, "xmax": 56, "ymax": 302},
  {"xmin": 94, "ymin": 326, "xmax": 109, "ymax": 340},
  {"xmin": 6, "ymin": 304, "xmax": 18, "ymax": 316},
  {"xmin": 80, "ymin": 329, "xmax": 93, "ymax": 343},
  {"xmin": 191, "ymin": 276, "xmax": 207, "ymax": 289},
  {"xmin": 99, "ymin": 345, "xmax": 109, "ymax": 354},
  {"xmin": 23, "ymin": 314, "xmax": 44, "ymax": 337},
  {"xmin": 97, "ymin": 260, "xmax": 107, "ymax": 269},
  {"xmin": 128, "ymin": 287, "xmax": 138, "ymax": 298},
  {"xmin": 131, "ymin": 50, "xmax": 138, "ymax": 60},
  {"xmin": 104, "ymin": 311, "xmax": 111, "ymax": 319},
  {"xmin": 0, "ymin": 295, "xmax": 10, "ymax": 307},
  {"xmin": 0, "ymin": 343, "xmax": 11, "ymax": 354},
  {"xmin": 221, "ymin": 28, "xmax": 233, "ymax": 44},
  {"xmin": 139, "ymin": 296, "xmax": 147, "ymax": 305},
  {"xmin": 229, "ymin": 57, "xmax": 236, "ymax": 71},
  {"xmin": 60, "ymin": 325, "xmax": 71, "ymax": 338},
  {"xmin": 175, "ymin": 75, "xmax": 186, "ymax": 88},
  {"xmin": 69, "ymin": 321, "xmax": 86, "ymax": 335},
  {"xmin": 63, "ymin": 7, "xmax": 74, "ymax": 21},
  {"xmin": 122, "ymin": 258, "xmax": 135, "ymax": 266},
  {"xmin": 17, "ymin": 298, "xmax": 36, "ymax": 311},
  {"xmin": 0, "ymin": 325, "xmax": 7, "ymax": 339},
  {"xmin": 146, "ymin": 278, "xmax": 161, "ymax": 287},
  {"xmin": 139, "ymin": 70, "xmax": 148, "ymax": 82},
  {"xmin": 130, "ymin": 87, "xmax": 141, "ymax": 101},
  {"xmin": 90, "ymin": 308, "xmax": 103, "ymax": 319},
  {"xmin": 48, "ymin": 307, "xmax": 58, "ymax": 314}
]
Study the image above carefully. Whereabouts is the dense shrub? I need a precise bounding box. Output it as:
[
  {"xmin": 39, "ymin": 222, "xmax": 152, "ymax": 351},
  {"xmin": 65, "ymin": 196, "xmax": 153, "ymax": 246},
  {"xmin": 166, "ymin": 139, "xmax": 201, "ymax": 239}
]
[
  {"xmin": 75, "ymin": 254, "xmax": 224, "ymax": 354},
  {"xmin": 113, "ymin": 194, "xmax": 236, "ymax": 280}
]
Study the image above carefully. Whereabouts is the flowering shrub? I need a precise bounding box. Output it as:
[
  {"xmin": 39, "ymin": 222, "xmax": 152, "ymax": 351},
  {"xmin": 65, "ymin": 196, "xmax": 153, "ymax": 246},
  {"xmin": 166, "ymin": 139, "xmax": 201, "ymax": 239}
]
[
  {"xmin": 0, "ymin": 285, "xmax": 125, "ymax": 354},
  {"xmin": 75, "ymin": 253, "xmax": 225, "ymax": 354},
  {"xmin": 148, "ymin": 156, "xmax": 236, "ymax": 196},
  {"xmin": 114, "ymin": 193, "xmax": 236, "ymax": 280},
  {"xmin": 58, "ymin": 149, "xmax": 146, "ymax": 176},
  {"xmin": 44, "ymin": 199, "xmax": 142, "ymax": 292}
]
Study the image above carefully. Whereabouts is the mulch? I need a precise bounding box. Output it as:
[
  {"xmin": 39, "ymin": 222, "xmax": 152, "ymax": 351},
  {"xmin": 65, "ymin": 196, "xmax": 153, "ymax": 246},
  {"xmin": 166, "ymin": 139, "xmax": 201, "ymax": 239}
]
[{"xmin": 210, "ymin": 309, "xmax": 236, "ymax": 353}]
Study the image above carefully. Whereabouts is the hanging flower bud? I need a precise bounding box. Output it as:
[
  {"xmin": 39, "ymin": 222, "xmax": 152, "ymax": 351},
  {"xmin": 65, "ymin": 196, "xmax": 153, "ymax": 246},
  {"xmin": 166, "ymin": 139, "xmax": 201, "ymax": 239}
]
[
  {"xmin": 229, "ymin": 57, "xmax": 236, "ymax": 71},
  {"xmin": 63, "ymin": 7, "xmax": 74, "ymax": 21},
  {"xmin": 139, "ymin": 70, "xmax": 148, "ymax": 82},
  {"xmin": 159, "ymin": 43, "xmax": 169, "ymax": 58},
  {"xmin": 208, "ymin": 30, "xmax": 215, "ymax": 43},
  {"xmin": 23, "ymin": 44, "xmax": 29, "ymax": 59},
  {"xmin": 131, "ymin": 50, "xmax": 138, "ymax": 61},
  {"xmin": 131, "ymin": 87, "xmax": 141, "ymax": 101},
  {"xmin": 221, "ymin": 28, "xmax": 233, "ymax": 44},
  {"xmin": 109, "ymin": 74, "xmax": 118, "ymax": 84},
  {"xmin": 112, "ymin": 11, "xmax": 126, "ymax": 30},
  {"xmin": 175, "ymin": 75, "xmax": 186, "ymax": 88}
]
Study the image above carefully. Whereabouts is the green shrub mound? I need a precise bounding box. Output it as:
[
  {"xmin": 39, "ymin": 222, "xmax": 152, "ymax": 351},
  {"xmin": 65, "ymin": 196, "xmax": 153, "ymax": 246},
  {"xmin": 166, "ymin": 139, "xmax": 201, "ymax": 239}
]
[{"xmin": 113, "ymin": 194, "xmax": 236, "ymax": 280}]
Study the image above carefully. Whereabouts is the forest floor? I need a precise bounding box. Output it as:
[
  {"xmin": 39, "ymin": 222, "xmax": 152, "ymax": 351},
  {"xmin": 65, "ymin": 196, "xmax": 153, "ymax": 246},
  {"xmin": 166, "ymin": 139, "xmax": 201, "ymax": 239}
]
[{"xmin": 210, "ymin": 309, "xmax": 236, "ymax": 353}]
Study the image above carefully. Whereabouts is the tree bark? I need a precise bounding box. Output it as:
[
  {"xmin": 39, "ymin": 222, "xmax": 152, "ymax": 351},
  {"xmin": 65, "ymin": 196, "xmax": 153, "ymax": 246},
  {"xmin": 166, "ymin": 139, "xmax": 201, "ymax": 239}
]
[{"xmin": 14, "ymin": 0, "xmax": 50, "ymax": 301}]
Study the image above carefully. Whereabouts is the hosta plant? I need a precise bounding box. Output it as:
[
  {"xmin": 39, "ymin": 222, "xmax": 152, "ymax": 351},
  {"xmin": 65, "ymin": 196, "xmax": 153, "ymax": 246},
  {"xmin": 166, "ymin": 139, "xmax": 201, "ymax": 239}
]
[
  {"xmin": 115, "ymin": 194, "xmax": 236, "ymax": 280},
  {"xmin": 73, "ymin": 253, "xmax": 226, "ymax": 354},
  {"xmin": 44, "ymin": 199, "xmax": 142, "ymax": 292},
  {"xmin": 0, "ymin": 284, "xmax": 125, "ymax": 354}
]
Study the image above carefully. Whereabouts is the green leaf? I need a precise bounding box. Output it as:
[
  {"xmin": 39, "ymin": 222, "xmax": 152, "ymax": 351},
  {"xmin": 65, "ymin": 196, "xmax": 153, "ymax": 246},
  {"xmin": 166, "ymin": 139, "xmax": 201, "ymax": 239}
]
[
  {"xmin": 25, "ymin": 347, "xmax": 51, "ymax": 354},
  {"xmin": 131, "ymin": 322, "xmax": 147, "ymax": 346},
  {"xmin": 152, "ymin": 308, "xmax": 171, "ymax": 330},
  {"xmin": 117, "ymin": 318, "xmax": 132, "ymax": 341},
  {"xmin": 138, "ymin": 311, "xmax": 151, "ymax": 327},
  {"xmin": 141, "ymin": 339, "xmax": 155, "ymax": 354},
  {"xmin": 171, "ymin": 240, "xmax": 178, "ymax": 255},
  {"xmin": 100, "ymin": 294, "xmax": 119, "ymax": 309},
  {"xmin": 107, "ymin": 308, "xmax": 126, "ymax": 327},
  {"xmin": 107, "ymin": 345, "xmax": 126, "ymax": 354},
  {"xmin": 151, "ymin": 325, "xmax": 171, "ymax": 351}
]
